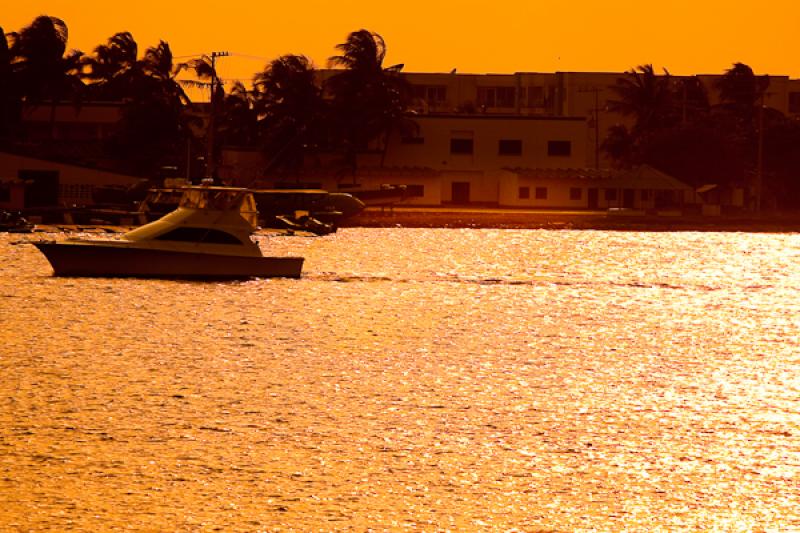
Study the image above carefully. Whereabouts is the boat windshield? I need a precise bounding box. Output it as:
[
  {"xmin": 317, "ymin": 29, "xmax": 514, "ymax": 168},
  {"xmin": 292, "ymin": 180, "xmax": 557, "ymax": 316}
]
[{"xmin": 179, "ymin": 188, "xmax": 259, "ymax": 228}]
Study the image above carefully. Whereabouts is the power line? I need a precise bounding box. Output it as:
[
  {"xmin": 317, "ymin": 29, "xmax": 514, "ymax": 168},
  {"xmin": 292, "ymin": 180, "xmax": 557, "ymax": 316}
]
[
  {"xmin": 227, "ymin": 52, "xmax": 272, "ymax": 62},
  {"xmin": 174, "ymin": 51, "xmax": 271, "ymax": 62}
]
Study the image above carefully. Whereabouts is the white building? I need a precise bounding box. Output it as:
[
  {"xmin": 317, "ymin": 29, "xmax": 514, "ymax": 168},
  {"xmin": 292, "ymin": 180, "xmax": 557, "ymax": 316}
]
[
  {"xmin": 356, "ymin": 114, "xmax": 587, "ymax": 205},
  {"xmin": 496, "ymin": 165, "xmax": 697, "ymax": 210},
  {"xmin": 241, "ymin": 106, "xmax": 700, "ymax": 209},
  {"xmin": 0, "ymin": 151, "xmax": 141, "ymax": 209}
]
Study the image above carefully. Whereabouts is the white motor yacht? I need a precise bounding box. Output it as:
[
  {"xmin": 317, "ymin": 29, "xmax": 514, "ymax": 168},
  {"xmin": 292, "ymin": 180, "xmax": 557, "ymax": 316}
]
[{"xmin": 34, "ymin": 186, "xmax": 304, "ymax": 279}]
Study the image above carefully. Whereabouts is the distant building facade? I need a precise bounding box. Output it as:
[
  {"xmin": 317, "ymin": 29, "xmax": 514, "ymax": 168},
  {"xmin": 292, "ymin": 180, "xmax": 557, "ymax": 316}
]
[
  {"xmin": 0, "ymin": 151, "xmax": 141, "ymax": 210},
  {"xmin": 20, "ymin": 102, "xmax": 122, "ymax": 143},
  {"xmin": 222, "ymin": 113, "xmax": 587, "ymax": 205},
  {"xmin": 8, "ymin": 69, "xmax": 797, "ymax": 210},
  {"xmin": 496, "ymin": 165, "xmax": 698, "ymax": 211},
  {"xmin": 399, "ymin": 70, "xmax": 800, "ymax": 170}
]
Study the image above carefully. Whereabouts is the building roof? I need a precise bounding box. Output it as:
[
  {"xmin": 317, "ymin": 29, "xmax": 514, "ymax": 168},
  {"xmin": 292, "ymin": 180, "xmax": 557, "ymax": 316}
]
[
  {"xmin": 506, "ymin": 165, "xmax": 694, "ymax": 190},
  {"xmin": 506, "ymin": 167, "xmax": 613, "ymax": 180},
  {"xmin": 278, "ymin": 166, "xmax": 440, "ymax": 178}
]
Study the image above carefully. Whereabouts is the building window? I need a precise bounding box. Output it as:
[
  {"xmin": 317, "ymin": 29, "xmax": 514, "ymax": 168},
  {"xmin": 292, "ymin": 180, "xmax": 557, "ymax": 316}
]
[
  {"xmin": 569, "ymin": 187, "xmax": 582, "ymax": 200},
  {"xmin": 605, "ymin": 189, "xmax": 618, "ymax": 201},
  {"xmin": 406, "ymin": 185, "xmax": 424, "ymax": 197},
  {"xmin": 641, "ymin": 189, "xmax": 652, "ymax": 201},
  {"xmin": 477, "ymin": 86, "xmax": 516, "ymax": 108},
  {"xmin": 525, "ymin": 86, "xmax": 545, "ymax": 107},
  {"xmin": 0, "ymin": 183, "xmax": 10, "ymax": 202},
  {"xmin": 789, "ymin": 92, "xmax": 800, "ymax": 114},
  {"xmin": 498, "ymin": 139, "xmax": 522, "ymax": 156},
  {"xmin": 521, "ymin": 86, "xmax": 554, "ymax": 110},
  {"xmin": 519, "ymin": 186, "xmax": 530, "ymax": 199},
  {"xmin": 477, "ymin": 87, "xmax": 492, "ymax": 107},
  {"xmin": 535, "ymin": 187, "xmax": 548, "ymax": 200},
  {"xmin": 547, "ymin": 140, "xmax": 571, "ymax": 157},
  {"xmin": 496, "ymin": 87, "xmax": 516, "ymax": 107},
  {"xmin": 450, "ymin": 138, "xmax": 474, "ymax": 154},
  {"xmin": 401, "ymin": 136, "xmax": 425, "ymax": 145},
  {"xmin": 413, "ymin": 85, "xmax": 447, "ymax": 105}
]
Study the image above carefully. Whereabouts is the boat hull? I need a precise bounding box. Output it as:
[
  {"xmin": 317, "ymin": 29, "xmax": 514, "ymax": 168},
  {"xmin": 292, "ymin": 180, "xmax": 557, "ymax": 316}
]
[{"xmin": 34, "ymin": 242, "xmax": 304, "ymax": 279}]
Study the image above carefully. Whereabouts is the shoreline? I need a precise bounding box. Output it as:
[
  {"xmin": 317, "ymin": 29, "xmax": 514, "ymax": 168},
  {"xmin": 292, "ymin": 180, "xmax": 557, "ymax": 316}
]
[
  {"xmin": 341, "ymin": 207, "xmax": 800, "ymax": 233},
  {"xmin": 14, "ymin": 208, "xmax": 800, "ymax": 234}
]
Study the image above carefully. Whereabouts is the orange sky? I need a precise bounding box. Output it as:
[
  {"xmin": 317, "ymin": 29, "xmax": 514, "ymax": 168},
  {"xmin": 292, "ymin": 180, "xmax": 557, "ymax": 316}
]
[{"xmin": 4, "ymin": 0, "xmax": 799, "ymax": 88}]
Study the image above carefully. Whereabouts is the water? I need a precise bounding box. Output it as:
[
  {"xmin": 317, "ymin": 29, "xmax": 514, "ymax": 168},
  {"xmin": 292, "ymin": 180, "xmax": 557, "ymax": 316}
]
[{"xmin": 1, "ymin": 228, "xmax": 799, "ymax": 531}]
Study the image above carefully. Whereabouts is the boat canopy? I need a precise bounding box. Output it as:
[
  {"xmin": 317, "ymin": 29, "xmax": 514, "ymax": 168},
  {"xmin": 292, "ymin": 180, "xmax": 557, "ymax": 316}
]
[{"xmin": 179, "ymin": 187, "xmax": 259, "ymax": 228}]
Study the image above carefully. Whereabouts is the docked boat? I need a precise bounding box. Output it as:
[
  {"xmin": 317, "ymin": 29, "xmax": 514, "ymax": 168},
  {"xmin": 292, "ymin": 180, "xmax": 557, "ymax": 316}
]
[
  {"xmin": 0, "ymin": 210, "xmax": 34, "ymax": 233},
  {"xmin": 339, "ymin": 184, "xmax": 410, "ymax": 208},
  {"xmin": 34, "ymin": 186, "xmax": 304, "ymax": 279},
  {"xmin": 138, "ymin": 186, "xmax": 365, "ymax": 229}
]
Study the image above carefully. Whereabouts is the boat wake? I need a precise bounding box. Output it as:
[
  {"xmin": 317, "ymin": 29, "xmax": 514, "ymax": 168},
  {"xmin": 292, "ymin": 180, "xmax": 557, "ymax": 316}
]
[{"xmin": 303, "ymin": 272, "xmax": 724, "ymax": 291}]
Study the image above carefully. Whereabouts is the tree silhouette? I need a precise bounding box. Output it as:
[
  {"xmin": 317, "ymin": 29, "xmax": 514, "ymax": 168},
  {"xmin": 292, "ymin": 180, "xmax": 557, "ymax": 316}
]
[
  {"xmin": 715, "ymin": 62, "xmax": 769, "ymax": 123},
  {"xmin": 762, "ymin": 116, "xmax": 800, "ymax": 208},
  {"xmin": 604, "ymin": 65, "xmax": 676, "ymax": 168},
  {"xmin": 326, "ymin": 29, "xmax": 413, "ymax": 175},
  {"xmin": 602, "ymin": 61, "xmax": 800, "ymax": 207},
  {"xmin": 640, "ymin": 118, "xmax": 746, "ymax": 188},
  {"xmin": 104, "ymin": 41, "xmax": 196, "ymax": 176},
  {"xmin": 82, "ymin": 31, "xmax": 139, "ymax": 100},
  {"xmin": 607, "ymin": 64, "xmax": 676, "ymax": 136},
  {"xmin": 253, "ymin": 54, "xmax": 327, "ymax": 175},
  {"xmin": 219, "ymin": 81, "xmax": 259, "ymax": 148},
  {"xmin": 0, "ymin": 27, "xmax": 22, "ymax": 143},
  {"xmin": 604, "ymin": 66, "xmax": 716, "ymax": 172},
  {"xmin": 600, "ymin": 124, "xmax": 636, "ymax": 167},
  {"xmin": 139, "ymin": 41, "xmax": 190, "ymax": 106},
  {"xmin": 8, "ymin": 16, "xmax": 84, "ymax": 139},
  {"xmin": 713, "ymin": 63, "xmax": 777, "ymax": 205},
  {"xmin": 604, "ymin": 65, "xmax": 746, "ymax": 188}
]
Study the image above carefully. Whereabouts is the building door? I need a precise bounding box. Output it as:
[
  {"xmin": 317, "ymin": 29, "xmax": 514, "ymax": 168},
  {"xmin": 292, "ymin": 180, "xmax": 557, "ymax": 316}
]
[
  {"xmin": 588, "ymin": 188, "xmax": 599, "ymax": 209},
  {"xmin": 623, "ymin": 188, "xmax": 635, "ymax": 208},
  {"xmin": 452, "ymin": 182, "xmax": 470, "ymax": 204}
]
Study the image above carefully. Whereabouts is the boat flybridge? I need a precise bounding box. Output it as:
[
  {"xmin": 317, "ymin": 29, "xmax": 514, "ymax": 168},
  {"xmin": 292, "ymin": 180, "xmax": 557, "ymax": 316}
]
[{"xmin": 34, "ymin": 186, "xmax": 304, "ymax": 279}]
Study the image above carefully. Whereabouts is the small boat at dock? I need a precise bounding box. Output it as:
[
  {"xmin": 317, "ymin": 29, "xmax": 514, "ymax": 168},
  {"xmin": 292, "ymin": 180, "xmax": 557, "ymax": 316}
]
[
  {"xmin": 34, "ymin": 186, "xmax": 304, "ymax": 279},
  {"xmin": 0, "ymin": 210, "xmax": 34, "ymax": 233},
  {"xmin": 138, "ymin": 186, "xmax": 365, "ymax": 229},
  {"xmin": 340, "ymin": 184, "xmax": 410, "ymax": 208}
]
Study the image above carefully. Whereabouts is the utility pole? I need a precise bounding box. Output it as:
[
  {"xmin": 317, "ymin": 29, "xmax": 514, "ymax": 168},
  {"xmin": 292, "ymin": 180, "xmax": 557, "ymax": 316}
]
[
  {"xmin": 206, "ymin": 51, "xmax": 229, "ymax": 182},
  {"xmin": 593, "ymin": 88, "xmax": 600, "ymax": 169},
  {"xmin": 579, "ymin": 87, "xmax": 602, "ymax": 169},
  {"xmin": 681, "ymin": 79, "xmax": 688, "ymax": 125}
]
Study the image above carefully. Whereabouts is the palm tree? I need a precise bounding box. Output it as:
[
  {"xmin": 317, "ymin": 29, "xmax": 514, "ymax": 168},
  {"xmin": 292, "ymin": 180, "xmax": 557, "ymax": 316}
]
[
  {"xmin": 715, "ymin": 63, "xmax": 769, "ymax": 123},
  {"xmin": 600, "ymin": 124, "xmax": 636, "ymax": 167},
  {"xmin": 253, "ymin": 54, "xmax": 327, "ymax": 174},
  {"xmin": 139, "ymin": 40, "xmax": 189, "ymax": 106},
  {"xmin": 607, "ymin": 64, "xmax": 676, "ymax": 135},
  {"xmin": 219, "ymin": 81, "xmax": 259, "ymax": 148},
  {"xmin": 82, "ymin": 31, "xmax": 139, "ymax": 100},
  {"xmin": 326, "ymin": 29, "xmax": 413, "ymax": 175},
  {"xmin": 8, "ymin": 16, "xmax": 85, "ymax": 138},
  {"xmin": 714, "ymin": 63, "xmax": 780, "ymax": 209},
  {"xmin": 0, "ymin": 26, "xmax": 22, "ymax": 143},
  {"xmin": 106, "ymin": 41, "xmax": 196, "ymax": 176}
]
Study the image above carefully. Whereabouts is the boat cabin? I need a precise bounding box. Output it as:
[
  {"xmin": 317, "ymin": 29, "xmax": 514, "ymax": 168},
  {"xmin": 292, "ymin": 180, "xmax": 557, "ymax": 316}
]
[
  {"xmin": 178, "ymin": 187, "xmax": 259, "ymax": 229},
  {"xmin": 123, "ymin": 186, "xmax": 263, "ymax": 253}
]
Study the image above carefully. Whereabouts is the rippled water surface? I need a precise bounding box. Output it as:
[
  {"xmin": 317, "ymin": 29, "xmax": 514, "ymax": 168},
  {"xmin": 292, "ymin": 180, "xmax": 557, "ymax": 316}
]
[{"xmin": 2, "ymin": 228, "xmax": 800, "ymax": 531}]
